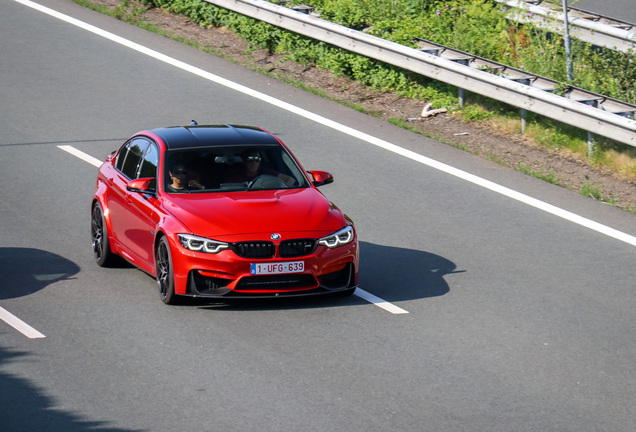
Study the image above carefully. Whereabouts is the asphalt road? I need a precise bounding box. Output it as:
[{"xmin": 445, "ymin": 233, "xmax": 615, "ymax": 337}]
[
  {"xmin": 1, "ymin": 0, "xmax": 636, "ymax": 431},
  {"xmin": 574, "ymin": 0, "xmax": 636, "ymax": 23}
]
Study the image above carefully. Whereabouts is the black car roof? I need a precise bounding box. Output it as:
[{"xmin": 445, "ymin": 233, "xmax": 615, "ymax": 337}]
[{"xmin": 149, "ymin": 124, "xmax": 280, "ymax": 150}]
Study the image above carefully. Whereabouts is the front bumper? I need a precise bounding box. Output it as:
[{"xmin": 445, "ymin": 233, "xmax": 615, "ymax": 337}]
[
  {"xmin": 169, "ymin": 234, "xmax": 359, "ymax": 298},
  {"xmin": 186, "ymin": 262, "xmax": 356, "ymax": 298}
]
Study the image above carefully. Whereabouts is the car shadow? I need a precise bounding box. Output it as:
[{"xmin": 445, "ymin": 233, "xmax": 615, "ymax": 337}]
[
  {"xmin": 197, "ymin": 241, "xmax": 462, "ymax": 311},
  {"xmin": 0, "ymin": 346, "xmax": 144, "ymax": 432},
  {"xmin": 0, "ymin": 248, "xmax": 80, "ymax": 300},
  {"xmin": 358, "ymin": 241, "xmax": 461, "ymax": 302}
]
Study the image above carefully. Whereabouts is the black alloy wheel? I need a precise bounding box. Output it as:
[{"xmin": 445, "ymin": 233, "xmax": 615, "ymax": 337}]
[
  {"xmin": 156, "ymin": 236, "xmax": 179, "ymax": 305},
  {"xmin": 91, "ymin": 202, "xmax": 115, "ymax": 267}
]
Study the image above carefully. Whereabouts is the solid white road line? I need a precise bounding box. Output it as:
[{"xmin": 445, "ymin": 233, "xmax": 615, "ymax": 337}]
[
  {"xmin": 0, "ymin": 306, "xmax": 46, "ymax": 338},
  {"xmin": 21, "ymin": 0, "xmax": 636, "ymax": 248},
  {"xmin": 355, "ymin": 288, "xmax": 409, "ymax": 314},
  {"xmin": 58, "ymin": 145, "xmax": 103, "ymax": 167}
]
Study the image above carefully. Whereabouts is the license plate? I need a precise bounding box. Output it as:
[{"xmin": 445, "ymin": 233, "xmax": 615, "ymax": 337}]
[{"xmin": 250, "ymin": 261, "xmax": 304, "ymax": 275}]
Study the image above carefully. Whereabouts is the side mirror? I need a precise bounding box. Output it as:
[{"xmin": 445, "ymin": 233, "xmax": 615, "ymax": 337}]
[
  {"xmin": 307, "ymin": 170, "xmax": 334, "ymax": 187},
  {"xmin": 127, "ymin": 177, "xmax": 156, "ymax": 194}
]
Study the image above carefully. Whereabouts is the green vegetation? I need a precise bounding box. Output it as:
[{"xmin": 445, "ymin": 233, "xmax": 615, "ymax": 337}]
[
  {"xmin": 305, "ymin": 0, "xmax": 636, "ymax": 104},
  {"xmin": 579, "ymin": 180, "xmax": 616, "ymax": 205}
]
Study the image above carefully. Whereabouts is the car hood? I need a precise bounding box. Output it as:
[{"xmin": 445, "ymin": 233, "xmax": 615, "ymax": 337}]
[{"xmin": 161, "ymin": 188, "xmax": 345, "ymax": 239}]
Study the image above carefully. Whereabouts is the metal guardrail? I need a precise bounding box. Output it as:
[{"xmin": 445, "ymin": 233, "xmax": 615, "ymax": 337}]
[
  {"xmin": 206, "ymin": 0, "xmax": 636, "ymax": 148},
  {"xmin": 495, "ymin": 0, "xmax": 636, "ymax": 53},
  {"xmin": 410, "ymin": 38, "xmax": 636, "ymax": 116}
]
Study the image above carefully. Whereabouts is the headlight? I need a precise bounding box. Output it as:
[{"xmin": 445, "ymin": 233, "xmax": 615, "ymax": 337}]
[
  {"xmin": 318, "ymin": 226, "xmax": 354, "ymax": 248},
  {"xmin": 178, "ymin": 234, "xmax": 229, "ymax": 254}
]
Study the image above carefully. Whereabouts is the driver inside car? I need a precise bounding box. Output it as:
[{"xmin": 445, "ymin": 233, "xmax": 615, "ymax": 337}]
[
  {"xmin": 166, "ymin": 161, "xmax": 204, "ymax": 192},
  {"xmin": 225, "ymin": 150, "xmax": 295, "ymax": 185}
]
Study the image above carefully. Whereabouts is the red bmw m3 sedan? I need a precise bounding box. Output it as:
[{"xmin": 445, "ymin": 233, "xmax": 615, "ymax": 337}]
[{"xmin": 91, "ymin": 123, "xmax": 358, "ymax": 304}]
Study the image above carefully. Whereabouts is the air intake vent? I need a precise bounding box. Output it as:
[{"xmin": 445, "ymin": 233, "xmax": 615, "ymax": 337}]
[
  {"xmin": 231, "ymin": 242, "xmax": 275, "ymax": 258},
  {"xmin": 236, "ymin": 274, "xmax": 316, "ymax": 290},
  {"xmin": 279, "ymin": 239, "xmax": 316, "ymax": 258}
]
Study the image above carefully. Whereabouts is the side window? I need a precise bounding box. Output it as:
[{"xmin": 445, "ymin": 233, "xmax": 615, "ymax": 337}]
[
  {"xmin": 115, "ymin": 142, "xmax": 129, "ymax": 172},
  {"xmin": 118, "ymin": 139, "xmax": 148, "ymax": 179},
  {"xmin": 138, "ymin": 143, "xmax": 159, "ymax": 180}
]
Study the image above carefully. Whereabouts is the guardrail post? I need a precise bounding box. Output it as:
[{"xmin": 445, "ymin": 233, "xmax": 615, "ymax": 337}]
[
  {"xmin": 521, "ymin": 108, "xmax": 528, "ymax": 133},
  {"xmin": 453, "ymin": 58, "xmax": 470, "ymax": 109},
  {"xmin": 583, "ymin": 100, "xmax": 599, "ymax": 156},
  {"xmin": 562, "ymin": 0, "xmax": 574, "ymax": 81},
  {"xmin": 587, "ymin": 131, "xmax": 595, "ymax": 157},
  {"xmin": 520, "ymin": 78, "xmax": 531, "ymax": 133}
]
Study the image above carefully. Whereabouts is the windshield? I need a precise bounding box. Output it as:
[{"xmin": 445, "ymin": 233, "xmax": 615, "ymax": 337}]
[{"xmin": 164, "ymin": 145, "xmax": 310, "ymax": 193}]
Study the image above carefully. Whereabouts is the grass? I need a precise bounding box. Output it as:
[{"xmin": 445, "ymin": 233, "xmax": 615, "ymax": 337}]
[
  {"xmin": 517, "ymin": 163, "xmax": 560, "ymax": 184},
  {"xmin": 579, "ymin": 181, "xmax": 616, "ymax": 205},
  {"xmin": 465, "ymin": 95, "xmax": 636, "ymax": 183}
]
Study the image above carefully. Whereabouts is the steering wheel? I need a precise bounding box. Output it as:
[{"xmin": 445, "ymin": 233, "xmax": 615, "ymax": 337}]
[{"xmin": 246, "ymin": 175, "xmax": 289, "ymax": 190}]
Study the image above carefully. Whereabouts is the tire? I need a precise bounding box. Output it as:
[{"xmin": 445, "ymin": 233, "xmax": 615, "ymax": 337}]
[
  {"xmin": 156, "ymin": 236, "xmax": 179, "ymax": 305},
  {"xmin": 91, "ymin": 202, "xmax": 116, "ymax": 267}
]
